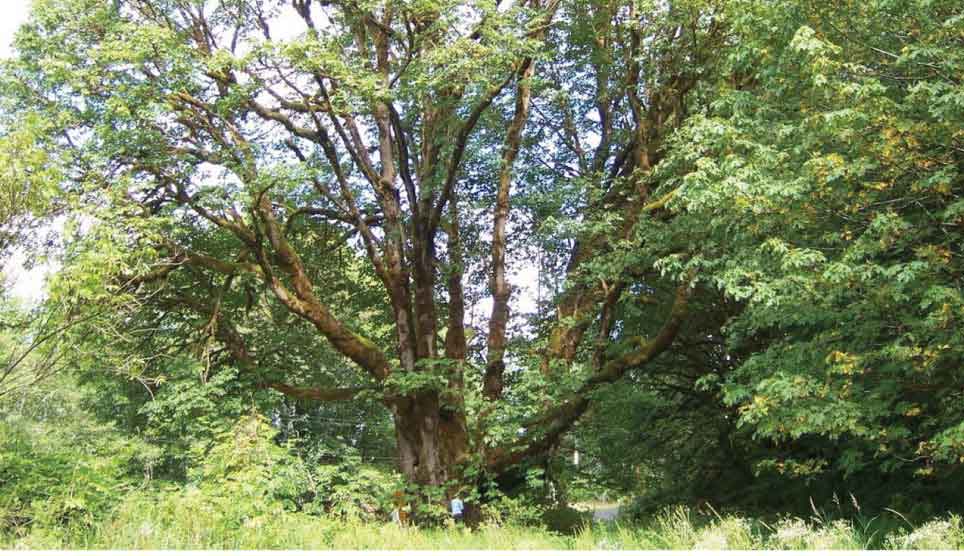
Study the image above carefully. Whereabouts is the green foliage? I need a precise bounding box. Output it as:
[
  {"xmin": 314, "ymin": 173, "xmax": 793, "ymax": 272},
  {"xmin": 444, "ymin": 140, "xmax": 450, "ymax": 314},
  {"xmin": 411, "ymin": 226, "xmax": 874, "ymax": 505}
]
[
  {"xmin": 0, "ymin": 380, "xmax": 153, "ymax": 535},
  {"xmin": 0, "ymin": 422, "xmax": 123, "ymax": 532},
  {"xmin": 585, "ymin": 0, "xmax": 964, "ymax": 506},
  {"xmin": 2, "ymin": 0, "xmax": 963, "ymax": 538},
  {"xmin": 6, "ymin": 492, "xmax": 964, "ymax": 550},
  {"xmin": 191, "ymin": 414, "xmax": 312, "ymax": 511},
  {"xmin": 1, "ymin": 377, "xmax": 961, "ymax": 549},
  {"xmin": 311, "ymin": 460, "xmax": 399, "ymax": 520},
  {"xmin": 542, "ymin": 505, "xmax": 591, "ymax": 535},
  {"xmin": 480, "ymin": 490, "xmax": 545, "ymax": 528},
  {"xmin": 0, "ymin": 112, "xmax": 61, "ymax": 254}
]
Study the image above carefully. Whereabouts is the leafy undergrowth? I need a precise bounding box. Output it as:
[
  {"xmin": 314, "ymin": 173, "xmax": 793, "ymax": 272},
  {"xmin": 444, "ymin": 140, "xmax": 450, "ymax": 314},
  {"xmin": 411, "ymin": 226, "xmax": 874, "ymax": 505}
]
[
  {"xmin": 4, "ymin": 500, "xmax": 963, "ymax": 550},
  {"xmin": 4, "ymin": 414, "xmax": 964, "ymax": 549}
]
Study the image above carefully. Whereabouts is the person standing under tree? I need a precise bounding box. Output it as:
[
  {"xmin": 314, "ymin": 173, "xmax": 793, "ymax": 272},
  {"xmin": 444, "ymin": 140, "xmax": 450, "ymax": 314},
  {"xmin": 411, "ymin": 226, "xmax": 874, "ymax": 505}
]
[{"xmin": 450, "ymin": 496, "xmax": 464, "ymax": 523}]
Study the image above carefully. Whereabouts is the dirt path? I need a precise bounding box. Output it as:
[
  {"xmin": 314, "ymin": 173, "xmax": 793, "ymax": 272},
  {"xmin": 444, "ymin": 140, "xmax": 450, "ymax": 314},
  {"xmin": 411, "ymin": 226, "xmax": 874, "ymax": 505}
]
[
  {"xmin": 592, "ymin": 503, "xmax": 620, "ymax": 522},
  {"xmin": 573, "ymin": 501, "xmax": 621, "ymax": 522}
]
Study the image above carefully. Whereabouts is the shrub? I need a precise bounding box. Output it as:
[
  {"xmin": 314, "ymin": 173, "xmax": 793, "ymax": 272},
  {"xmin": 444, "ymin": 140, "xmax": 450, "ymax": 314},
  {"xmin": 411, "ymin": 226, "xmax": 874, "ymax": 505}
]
[
  {"xmin": 0, "ymin": 419, "xmax": 145, "ymax": 535},
  {"xmin": 310, "ymin": 460, "xmax": 400, "ymax": 521},
  {"xmin": 479, "ymin": 492, "xmax": 544, "ymax": 527},
  {"xmin": 542, "ymin": 505, "xmax": 591, "ymax": 534},
  {"xmin": 189, "ymin": 414, "xmax": 315, "ymax": 515}
]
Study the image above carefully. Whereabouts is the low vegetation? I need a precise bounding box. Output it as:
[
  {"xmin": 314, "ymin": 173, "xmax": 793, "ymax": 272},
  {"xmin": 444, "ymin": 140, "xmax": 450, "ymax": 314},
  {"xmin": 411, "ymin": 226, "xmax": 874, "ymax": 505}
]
[
  {"xmin": 3, "ymin": 402, "xmax": 963, "ymax": 549},
  {"xmin": 5, "ymin": 496, "xmax": 964, "ymax": 550}
]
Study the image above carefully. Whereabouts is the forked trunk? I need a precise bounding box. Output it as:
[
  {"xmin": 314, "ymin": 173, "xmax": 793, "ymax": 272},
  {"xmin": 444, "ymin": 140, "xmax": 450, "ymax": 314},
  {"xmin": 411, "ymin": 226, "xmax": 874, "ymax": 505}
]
[
  {"xmin": 392, "ymin": 390, "xmax": 471, "ymax": 520},
  {"xmin": 394, "ymin": 394, "xmax": 440, "ymax": 484}
]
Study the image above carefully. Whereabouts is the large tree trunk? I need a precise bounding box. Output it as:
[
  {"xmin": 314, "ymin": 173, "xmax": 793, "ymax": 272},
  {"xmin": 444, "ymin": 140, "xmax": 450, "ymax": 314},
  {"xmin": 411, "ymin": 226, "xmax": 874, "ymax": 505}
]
[{"xmin": 392, "ymin": 389, "xmax": 472, "ymax": 522}]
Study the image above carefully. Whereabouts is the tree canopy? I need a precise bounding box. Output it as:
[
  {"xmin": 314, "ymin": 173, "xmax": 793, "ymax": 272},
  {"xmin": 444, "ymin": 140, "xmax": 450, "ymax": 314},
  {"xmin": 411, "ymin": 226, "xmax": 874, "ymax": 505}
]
[{"xmin": 1, "ymin": 0, "xmax": 961, "ymax": 518}]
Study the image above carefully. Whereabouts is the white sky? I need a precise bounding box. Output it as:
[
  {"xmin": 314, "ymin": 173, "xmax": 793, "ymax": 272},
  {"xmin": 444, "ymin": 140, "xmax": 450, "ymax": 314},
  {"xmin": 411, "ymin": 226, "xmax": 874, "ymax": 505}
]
[
  {"xmin": 0, "ymin": 0, "xmax": 31, "ymax": 58},
  {"xmin": 1, "ymin": 0, "xmax": 46, "ymax": 304}
]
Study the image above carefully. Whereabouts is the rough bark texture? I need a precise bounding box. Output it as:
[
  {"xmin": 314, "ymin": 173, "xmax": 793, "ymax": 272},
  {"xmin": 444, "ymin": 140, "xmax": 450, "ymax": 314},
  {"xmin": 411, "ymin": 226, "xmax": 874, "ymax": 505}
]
[
  {"xmin": 107, "ymin": 0, "xmax": 722, "ymax": 509},
  {"xmin": 484, "ymin": 57, "xmax": 535, "ymax": 401}
]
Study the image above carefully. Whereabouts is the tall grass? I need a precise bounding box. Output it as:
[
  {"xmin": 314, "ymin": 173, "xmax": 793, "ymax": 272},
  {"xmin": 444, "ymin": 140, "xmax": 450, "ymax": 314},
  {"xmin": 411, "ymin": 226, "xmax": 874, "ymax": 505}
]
[{"xmin": 4, "ymin": 496, "xmax": 963, "ymax": 550}]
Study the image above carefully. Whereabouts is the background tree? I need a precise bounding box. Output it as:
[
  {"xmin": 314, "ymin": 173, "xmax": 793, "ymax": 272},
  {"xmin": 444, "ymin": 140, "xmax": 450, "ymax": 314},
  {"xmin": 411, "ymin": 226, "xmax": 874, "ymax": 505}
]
[{"xmin": 579, "ymin": 0, "xmax": 964, "ymax": 512}]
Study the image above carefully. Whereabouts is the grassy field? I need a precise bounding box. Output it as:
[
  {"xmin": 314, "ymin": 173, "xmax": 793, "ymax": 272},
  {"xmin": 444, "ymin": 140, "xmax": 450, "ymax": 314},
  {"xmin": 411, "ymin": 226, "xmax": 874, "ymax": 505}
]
[
  {"xmin": 4, "ymin": 416, "xmax": 962, "ymax": 550},
  {"xmin": 4, "ymin": 502, "xmax": 963, "ymax": 550}
]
